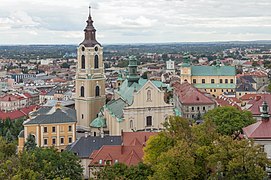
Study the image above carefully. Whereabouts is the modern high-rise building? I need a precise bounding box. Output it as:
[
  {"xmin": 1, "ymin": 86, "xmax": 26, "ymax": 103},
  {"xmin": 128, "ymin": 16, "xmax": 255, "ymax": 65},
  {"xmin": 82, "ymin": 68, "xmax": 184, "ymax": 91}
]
[{"xmin": 75, "ymin": 8, "xmax": 106, "ymax": 131}]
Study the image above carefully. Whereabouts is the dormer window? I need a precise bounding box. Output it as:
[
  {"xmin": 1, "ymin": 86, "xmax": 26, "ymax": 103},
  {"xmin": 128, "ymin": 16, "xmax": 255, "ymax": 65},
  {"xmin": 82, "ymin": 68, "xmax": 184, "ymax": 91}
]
[
  {"xmin": 81, "ymin": 46, "xmax": 85, "ymax": 51},
  {"xmin": 95, "ymin": 46, "xmax": 98, "ymax": 51},
  {"xmin": 99, "ymin": 160, "xmax": 103, "ymax": 164}
]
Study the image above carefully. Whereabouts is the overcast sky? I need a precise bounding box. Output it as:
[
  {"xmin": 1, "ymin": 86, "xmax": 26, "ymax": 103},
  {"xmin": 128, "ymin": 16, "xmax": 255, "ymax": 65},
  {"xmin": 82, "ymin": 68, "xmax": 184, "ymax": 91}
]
[{"xmin": 0, "ymin": 0, "xmax": 271, "ymax": 44}]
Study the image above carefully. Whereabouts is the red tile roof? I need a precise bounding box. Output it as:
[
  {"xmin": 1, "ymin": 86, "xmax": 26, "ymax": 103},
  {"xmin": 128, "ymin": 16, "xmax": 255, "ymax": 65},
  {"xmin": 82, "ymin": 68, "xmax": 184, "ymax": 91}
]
[
  {"xmin": 122, "ymin": 132, "xmax": 157, "ymax": 146},
  {"xmin": 240, "ymin": 94, "xmax": 260, "ymax": 101},
  {"xmin": 173, "ymin": 82, "xmax": 215, "ymax": 105},
  {"xmin": 237, "ymin": 71, "xmax": 268, "ymax": 78},
  {"xmin": 243, "ymin": 120, "xmax": 271, "ymax": 139},
  {"xmin": 89, "ymin": 132, "xmax": 157, "ymax": 167},
  {"xmin": 0, "ymin": 105, "xmax": 39, "ymax": 120},
  {"xmin": 23, "ymin": 93, "xmax": 32, "ymax": 98},
  {"xmin": 0, "ymin": 94, "xmax": 19, "ymax": 101},
  {"xmin": 215, "ymin": 96, "xmax": 241, "ymax": 110}
]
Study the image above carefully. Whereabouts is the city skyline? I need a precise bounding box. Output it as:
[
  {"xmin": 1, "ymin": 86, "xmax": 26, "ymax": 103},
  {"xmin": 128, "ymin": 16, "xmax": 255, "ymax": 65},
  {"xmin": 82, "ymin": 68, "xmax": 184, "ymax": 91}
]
[{"xmin": 0, "ymin": 0, "xmax": 271, "ymax": 45}]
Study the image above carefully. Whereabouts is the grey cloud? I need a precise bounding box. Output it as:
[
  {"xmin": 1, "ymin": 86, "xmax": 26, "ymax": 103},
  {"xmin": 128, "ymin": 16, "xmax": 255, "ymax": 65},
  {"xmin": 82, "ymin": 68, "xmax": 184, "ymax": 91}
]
[{"xmin": 0, "ymin": 0, "xmax": 270, "ymax": 44}]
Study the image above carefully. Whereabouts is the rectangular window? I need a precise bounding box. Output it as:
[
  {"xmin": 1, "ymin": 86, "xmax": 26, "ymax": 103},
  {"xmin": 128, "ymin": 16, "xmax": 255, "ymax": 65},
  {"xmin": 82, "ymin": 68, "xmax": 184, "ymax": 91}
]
[
  {"xmin": 225, "ymin": 79, "xmax": 228, "ymax": 83},
  {"xmin": 202, "ymin": 79, "xmax": 205, "ymax": 84},
  {"xmin": 52, "ymin": 138, "xmax": 56, "ymax": 145},
  {"xmin": 44, "ymin": 138, "xmax": 48, "ymax": 145},
  {"xmin": 230, "ymin": 79, "xmax": 234, "ymax": 83},
  {"xmin": 214, "ymin": 89, "xmax": 216, "ymax": 92},
  {"xmin": 82, "ymin": 114, "xmax": 84, "ymax": 119},
  {"xmin": 44, "ymin": 127, "xmax": 47, "ymax": 133},
  {"xmin": 203, "ymin": 106, "xmax": 206, "ymax": 111},
  {"xmin": 192, "ymin": 107, "xmax": 194, "ymax": 111},
  {"xmin": 68, "ymin": 125, "xmax": 72, "ymax": 132},
  {"xmin": 220, "ymin": 79, "xmax": 223, "ymax": 83},
  {"xmin": 197, "ymin": 107, "xmax": 200, "ymax": 111},
  {"xmin": 60, "ymin": 137, "xmax": 64, "ymax": 144},
  {"xmin": 211, "ymin": 79, "xmax": 215, "ymax": 84},
  {"xmin": 146, "ymin": 116, "xmax": 152, "ymax": 127},
  {"xmin": 52, "ymin": 127, "xmax": 56, "ymax": 133},
  {"xmin": 210, "ymin": 89, "xmax": 212, "ymax": 92},
  {"xmin": 68, "ymin": 137, "xmax": 72, "ymax": 144},
  {"xmin": 193, "ymin": 79, "xmax": 196, "ymax": 84}
]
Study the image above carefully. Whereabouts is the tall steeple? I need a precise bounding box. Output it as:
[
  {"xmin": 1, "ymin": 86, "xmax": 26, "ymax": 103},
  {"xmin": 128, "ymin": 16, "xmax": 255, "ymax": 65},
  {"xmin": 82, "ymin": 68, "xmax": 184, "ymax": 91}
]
[
  {"xmin": 75, "ymin": 6, "xmax": 105, "ymax": 132},
  {"xmin": 80, "ymin": 6, "xmax": 101, "ymax": 47}
]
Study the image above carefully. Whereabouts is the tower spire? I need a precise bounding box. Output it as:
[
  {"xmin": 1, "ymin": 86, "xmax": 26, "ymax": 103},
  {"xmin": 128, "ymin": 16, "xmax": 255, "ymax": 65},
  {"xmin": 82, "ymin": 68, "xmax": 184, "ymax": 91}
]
[
  {"xmin": 89, "ymin": 5, "xmax": 91, "ymax": 17},
  {"xmin": 80, "ymin": 6, "xmax": 101, "ymax": 47}
]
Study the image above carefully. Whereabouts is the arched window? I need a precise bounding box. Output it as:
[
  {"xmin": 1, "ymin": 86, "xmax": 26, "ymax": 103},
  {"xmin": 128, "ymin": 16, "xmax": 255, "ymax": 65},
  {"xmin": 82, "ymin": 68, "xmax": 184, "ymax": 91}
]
[
  {"xmin": 146, "ymin": 116, "xmax": 152, "ymax": 127},
  {"xmin": 81, "ymin": 55, "xmax": 85, "ymax": 69},
  {"xmin": 95, "ymin": 86, "xmax": 100, "ymax": 97},
  {"xmin": 94, "ymin": 55, "xmax": 99, "ymax": 69},
  {"xmin": 80, "ymin": 86, "xmax": 84, "ymax": 97},
  {"xmin": 147, "ymin": 90, "xmax": 151, "ymax": 101},
  {"xmin": 130, "ymin": 120, "xmax": 133, "ymax": 129}
]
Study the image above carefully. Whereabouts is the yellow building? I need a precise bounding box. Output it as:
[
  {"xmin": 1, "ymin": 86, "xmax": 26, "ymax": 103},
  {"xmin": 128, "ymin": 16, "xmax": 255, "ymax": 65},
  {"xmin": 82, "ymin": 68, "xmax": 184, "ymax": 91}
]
[
  {"xmin": 18, "ymin": 103, "xmax": 77, "ymax": 152},
  {"xmin": 180, "ymin": 64, "xmax": 236, "ymax": 97}
]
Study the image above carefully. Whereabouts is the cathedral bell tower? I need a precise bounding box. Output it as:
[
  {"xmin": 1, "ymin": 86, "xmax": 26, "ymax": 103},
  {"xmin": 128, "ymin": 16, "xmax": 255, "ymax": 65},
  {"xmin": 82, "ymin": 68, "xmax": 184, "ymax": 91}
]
[{"xmin": 75, "ymin": 7, "xmax": 106, "ymax": 131}]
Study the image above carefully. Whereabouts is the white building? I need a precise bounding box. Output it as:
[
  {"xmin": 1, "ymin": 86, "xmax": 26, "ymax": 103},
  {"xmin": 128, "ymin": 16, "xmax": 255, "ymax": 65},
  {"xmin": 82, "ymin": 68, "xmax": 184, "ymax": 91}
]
[{"xmin": 166, "ymin": 59, "xmax": 175, "ymax": 74}]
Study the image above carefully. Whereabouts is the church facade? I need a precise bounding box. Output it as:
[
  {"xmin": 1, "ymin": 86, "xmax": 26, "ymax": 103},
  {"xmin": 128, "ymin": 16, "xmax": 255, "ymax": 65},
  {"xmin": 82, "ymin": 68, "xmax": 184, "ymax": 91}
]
[{"xmin": 91, "ymin": 56, "xmax": 174, "ymax": 135}]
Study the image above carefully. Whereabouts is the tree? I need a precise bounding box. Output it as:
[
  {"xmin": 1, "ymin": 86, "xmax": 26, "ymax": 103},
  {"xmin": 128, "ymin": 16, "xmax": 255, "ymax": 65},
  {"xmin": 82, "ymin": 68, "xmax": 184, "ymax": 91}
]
[
  {"xmin": 0, "ymin": 137, "xmax": 17, "ymax": 160},
  {"xmin": 151, "ymin": 140, "xmax": 196, "ymax": 180},
  {"xmin": 203, "ymin": 106, "xmax": 256, "ymax": 136},
  {"xmin": 143, "ymin": 116, "xmax": 269, "ymax": 180},
  {"xmin": 208, "ymin": 136, "xmax": 269, "ymax": 180},
  {"xmin": 95, "ymin": 163, "xmax": 152, "ymax": 180},
  {"xmin": 24, "ymin": 134, "xmax": 37, "ymax": 151},
  {"xmin": 0, "ymin": 145, "xmax": 83, "ymax": 179}
]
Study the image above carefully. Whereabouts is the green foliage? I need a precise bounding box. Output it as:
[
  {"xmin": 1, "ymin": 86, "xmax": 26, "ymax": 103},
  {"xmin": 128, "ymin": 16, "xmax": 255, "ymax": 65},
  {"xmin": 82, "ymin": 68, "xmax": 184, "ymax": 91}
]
[
  {"xmin": 95, "ymin": 162, "xmax": 152, "ymax": 180},
  {"xmin": 143, "ymin": 132, "xmax": 174, "ymax": 165},
  {"xmin": 0, "ymin": 137, "xmax": 17, "ymax": 160},
  {"xmin": 143, "ymin": 116, "xmax": 269, "ymax": 180},
  {"xmin": 0, "ymin": 118, "xmax": 24, "ymax": 141},
  {"xmin": 151, "ymin": 140, "xmax": 196, "ymax": 180},
  {"xmin": 0, "ymin": 143, "xmax": 83, "ymax": 180},
  {"xmin": 24, "ymin": 134, "xmax": 37, "ymax": 151},
  {"xmin": 208, "ymin": 136, "xmax": 269, "ymax": 180},
  {"xmin": 203, "ymin": 106, "xmax": 256, "ymax": 136},
  {"xmin": 61, "ymin": 62, "xmax": 70, "ymax": 68}
]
